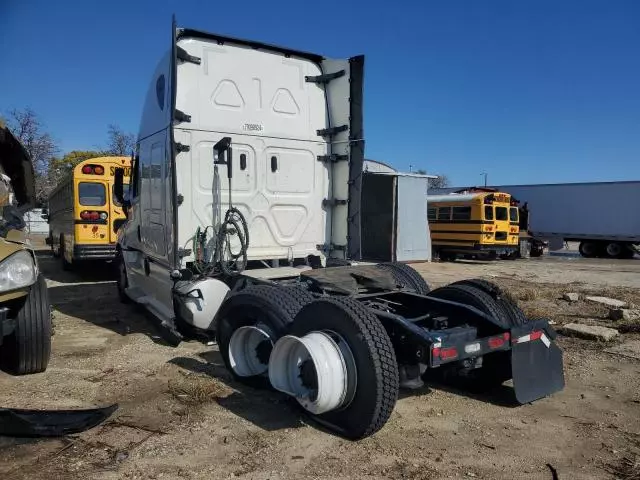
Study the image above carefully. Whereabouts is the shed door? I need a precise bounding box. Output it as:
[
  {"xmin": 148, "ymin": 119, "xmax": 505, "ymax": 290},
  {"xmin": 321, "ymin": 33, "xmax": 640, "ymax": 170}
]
[{"xmin": 395, "ymin": 176, "xmax": 430, "ymax": 262}]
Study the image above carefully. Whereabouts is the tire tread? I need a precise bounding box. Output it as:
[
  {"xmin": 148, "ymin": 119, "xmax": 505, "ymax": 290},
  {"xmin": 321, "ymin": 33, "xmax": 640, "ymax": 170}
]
[
  {"xmin": 450, "ymin": 279, "xmax": 528, "ymax": 326},
  {"xmin": 376, "ymin": 262, "xmax": 430, "ymax": 295},
  {"xmin": 1, "ymin": 275, "xmax": 51, "ymax": 375},
  {"xmin": 293, "ymin": 296, "xmax": 399, "ymax": 439}
]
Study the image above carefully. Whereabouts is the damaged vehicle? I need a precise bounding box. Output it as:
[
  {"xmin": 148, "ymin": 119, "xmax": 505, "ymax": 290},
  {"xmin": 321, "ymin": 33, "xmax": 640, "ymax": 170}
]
[
  {"xmin": 0, "ymin": 124, "xmax": 51, "ymax": 375},
  {"xmin": 0, "ymin": 124, "xmax": 117, "ymax": 436}
]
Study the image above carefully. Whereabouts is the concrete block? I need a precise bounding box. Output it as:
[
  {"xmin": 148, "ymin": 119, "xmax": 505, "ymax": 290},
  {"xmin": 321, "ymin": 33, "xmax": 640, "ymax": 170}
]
[
  {"xmin": 562, "ymin": 323, "xmax": 619, "ymax": 342},
  {"xmin": 585, "ymin": 296, "xmax": 627, "ymax": 309}
]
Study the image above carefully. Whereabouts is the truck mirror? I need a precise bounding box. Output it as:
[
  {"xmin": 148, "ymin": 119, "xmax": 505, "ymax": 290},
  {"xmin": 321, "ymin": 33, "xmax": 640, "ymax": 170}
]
[{"xmin": 113, "ymin": 167, "xmax": 130, "ymax": 217}]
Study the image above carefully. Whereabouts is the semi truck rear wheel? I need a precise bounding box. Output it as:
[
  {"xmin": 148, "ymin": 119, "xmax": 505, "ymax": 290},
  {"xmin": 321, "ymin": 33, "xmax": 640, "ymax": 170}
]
[
  {"xmin": 269, "ymin": 297, "xmax": 398, "ymax": 440},
  {"xmin": 376, "ymin": 262, "xmax": 430, "ymax": 295},
  {"xmin": 427, "ymin": 283, "xmax": 515, "ymax": 388},
  {"xmin": 427, "ymin": 284, "xmax": 511, "ymax": 333},
  {"xmin": 216, "ymin": 285, "xmax": 313, "ymax": 388},
  {"xmin": 450, "ymin": 279, "xmax": 528, "ymax": 326}
]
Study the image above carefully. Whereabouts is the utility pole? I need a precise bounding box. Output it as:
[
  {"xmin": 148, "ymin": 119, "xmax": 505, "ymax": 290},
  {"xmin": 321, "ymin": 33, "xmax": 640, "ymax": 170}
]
[{"xmin": 481, "ymin": 172, "xmax": 488, "ymax": 187}]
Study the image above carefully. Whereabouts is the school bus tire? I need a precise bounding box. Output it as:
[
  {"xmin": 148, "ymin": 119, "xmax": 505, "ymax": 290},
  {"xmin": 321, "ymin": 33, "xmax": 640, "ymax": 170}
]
[
  {"xmin": 60, "ymin": 235, "xmax": 72, "ymax": 271},
  {"xmin": 50, "ymin": 232, "xmax": 60, "ymax": 258},
  {"xmin": 438, "ymin": 251, "xmax": 456, "ymax": 262}
]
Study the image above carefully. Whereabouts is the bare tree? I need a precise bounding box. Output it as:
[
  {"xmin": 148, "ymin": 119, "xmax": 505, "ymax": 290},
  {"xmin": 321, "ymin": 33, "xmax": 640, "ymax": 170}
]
[
  {"xmin": 106, "ymin": 124, "xmax": 135, "ymax": 156},
  {"xmin": 427, "ymin": 174, "xmax": 450, "ymax": 190},
  {"xmin": 3, "ymin": 108, "xmax": 59, "ymax": 203},
  {"xmin": 412, "ymin": 168, "xmax": 450, "ymax": 189}
]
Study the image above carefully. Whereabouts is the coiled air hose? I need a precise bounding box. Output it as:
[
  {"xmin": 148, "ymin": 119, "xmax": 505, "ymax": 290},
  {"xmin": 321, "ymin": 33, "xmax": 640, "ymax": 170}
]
[
  {"xmin": 216, "ymin": 206, "xmax": 249, "ymax": 275},
  {"xmin": 192, "ymin": 137, "xmax": 250, "ymax": 276}
]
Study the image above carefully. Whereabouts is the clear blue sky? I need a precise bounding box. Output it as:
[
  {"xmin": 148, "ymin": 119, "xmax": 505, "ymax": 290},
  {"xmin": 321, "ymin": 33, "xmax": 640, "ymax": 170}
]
[{"xmin": 1, "ymin": 0, "xmax": 639, "ymax": 186}]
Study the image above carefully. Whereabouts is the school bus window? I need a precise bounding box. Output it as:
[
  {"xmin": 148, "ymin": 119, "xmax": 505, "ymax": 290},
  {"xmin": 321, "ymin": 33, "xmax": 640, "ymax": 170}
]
[
  {"xmin": 484, "ymin": 205, "xmax": 494, "ymax": 220},
  {"xmin": 437, "ymin": 207, "xmax": 451, "ymax": 220},
  {"xmin": 427, "ymin": 207, "xmax": 437, "ymax": 221},
  {"xmin": 495, "ymin": 207, "xmax": 508, "ymax": 221},
  {"xmin": 78, "ymin": 182, "xmax": 106, "ymax": 206},
  {"xmin": 112, "ymin": 184, "xmax": 130, "ymax": 207},
  {"xmin": 510, "ymin": 207, "xmax": 519, "ymax": 222},
  {"xmin": 452, "ymin": 206, "xmax": 471, "ymax": 221}
]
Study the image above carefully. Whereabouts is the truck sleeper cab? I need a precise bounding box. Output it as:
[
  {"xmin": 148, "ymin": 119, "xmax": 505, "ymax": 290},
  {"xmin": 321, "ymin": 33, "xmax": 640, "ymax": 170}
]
[{"xmin": 114, "ymin": 20, "xmax": 565, "ymax": 440}]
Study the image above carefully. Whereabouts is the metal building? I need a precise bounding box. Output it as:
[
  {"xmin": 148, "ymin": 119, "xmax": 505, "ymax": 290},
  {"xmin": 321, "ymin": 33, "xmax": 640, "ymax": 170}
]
[{"xmin": 360, "ymin": 160, "xmax": 434, "ymax": 262}]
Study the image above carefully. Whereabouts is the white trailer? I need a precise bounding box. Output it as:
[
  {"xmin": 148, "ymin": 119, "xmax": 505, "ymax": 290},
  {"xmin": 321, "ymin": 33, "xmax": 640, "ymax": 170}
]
[
  {"xmin": 491, "ymin": 181, "xmax": 640, "ymax": 258},
  {"xmin": 112, "ymin": 18, "xmax": 565, "ymax": 440}
]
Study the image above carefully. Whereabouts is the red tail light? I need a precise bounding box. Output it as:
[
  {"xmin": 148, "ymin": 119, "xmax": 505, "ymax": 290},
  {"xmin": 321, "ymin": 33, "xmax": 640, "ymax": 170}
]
[
  {"xmin": 438, "ymin": 347, "xmax": 458, "ymax": 360},
  {"xmin": 80, "ymin": 210, "xmax": 107, "ymax": 221},
  {"xmin": 488, "ymin": 332, "xmax": 510, "ymax": 349},
  {"xmin": 80, "ymin": 164, "xmax": 105, "ymax": 175}
]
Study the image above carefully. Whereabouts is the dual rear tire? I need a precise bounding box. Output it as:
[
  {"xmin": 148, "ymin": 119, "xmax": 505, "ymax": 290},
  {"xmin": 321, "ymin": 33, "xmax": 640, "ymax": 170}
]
[
  {"xmin": 426, "ymin": 279, "xmax": 528, "ymax": 389},
  {"xmin": 215, "ymin": 285, "xmax": 399, "ymax": 439}
]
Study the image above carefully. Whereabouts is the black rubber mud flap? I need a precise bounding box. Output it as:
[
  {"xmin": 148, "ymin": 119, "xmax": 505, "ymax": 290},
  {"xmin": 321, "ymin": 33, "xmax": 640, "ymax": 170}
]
[
  {"xmin": 511, "ymin": 320, "xmax": 565, "ymax": 404},
  {"xmin": 0, "ymin": 404, "xmax": 118, "ymax": 437}
]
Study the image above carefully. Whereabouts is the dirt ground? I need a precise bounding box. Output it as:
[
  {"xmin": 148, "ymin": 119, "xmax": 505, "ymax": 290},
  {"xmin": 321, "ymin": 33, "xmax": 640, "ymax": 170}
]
[{"xmin": 1, "ymin": 242, "xmax": 639, "ymax": 480}]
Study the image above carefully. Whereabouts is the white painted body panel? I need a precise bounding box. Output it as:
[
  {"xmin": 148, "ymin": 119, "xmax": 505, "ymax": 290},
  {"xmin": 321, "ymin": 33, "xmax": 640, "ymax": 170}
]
[
  {"xmin": 117, "ymin": 25, "xmax": 362, "ymax": 327},
  {"xmin": 174, "ymin": 38, "xmax": 330, "ymax": 262},
  {"xmin": 495, "ymin": 182, "xmax": 640, "ymax": 242},
  {"xmin": 432, "ymin": 181, "xmax": 640, "ymax": 243}
]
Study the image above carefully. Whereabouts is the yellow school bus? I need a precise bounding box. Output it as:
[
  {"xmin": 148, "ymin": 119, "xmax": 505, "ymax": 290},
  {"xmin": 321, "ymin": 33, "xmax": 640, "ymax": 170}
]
[
  {"xmin": 427, "ymin": 190, "xmax": 520, "ymax": 260},
  {"xmin": 46, "ymin": 156, "xmax": 131, "ymax": 269}
]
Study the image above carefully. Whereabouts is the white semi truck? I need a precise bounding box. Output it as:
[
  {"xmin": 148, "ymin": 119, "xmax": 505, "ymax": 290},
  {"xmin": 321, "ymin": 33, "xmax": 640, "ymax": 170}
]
[
  {"xmin": 491, "ymin": 181, "xmax": 640, "ymax": 258},
  {"xmin": 112, "ymin": 18, "xmax": 565, "ymax": 439}
]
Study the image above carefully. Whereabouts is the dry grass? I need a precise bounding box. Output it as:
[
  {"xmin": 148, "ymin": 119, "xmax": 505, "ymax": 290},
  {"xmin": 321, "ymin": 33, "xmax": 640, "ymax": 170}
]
[
  {"xmin": 521, "ymin": 305, "xmax": 552, "ymax": 320},
  {"xmin": 168, "ymin": 376, "xmax": 232, "ymax": 405},
  {"xmin": 513, "ymin": 287, "xmax": 541, "ymax": 301}
]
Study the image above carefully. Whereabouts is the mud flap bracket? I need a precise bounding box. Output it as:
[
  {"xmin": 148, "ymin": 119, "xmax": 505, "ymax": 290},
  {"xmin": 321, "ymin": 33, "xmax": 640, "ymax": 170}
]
[{"xmin": 510, "ymin": 319, "xmax": 565, "ymax": 404}]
